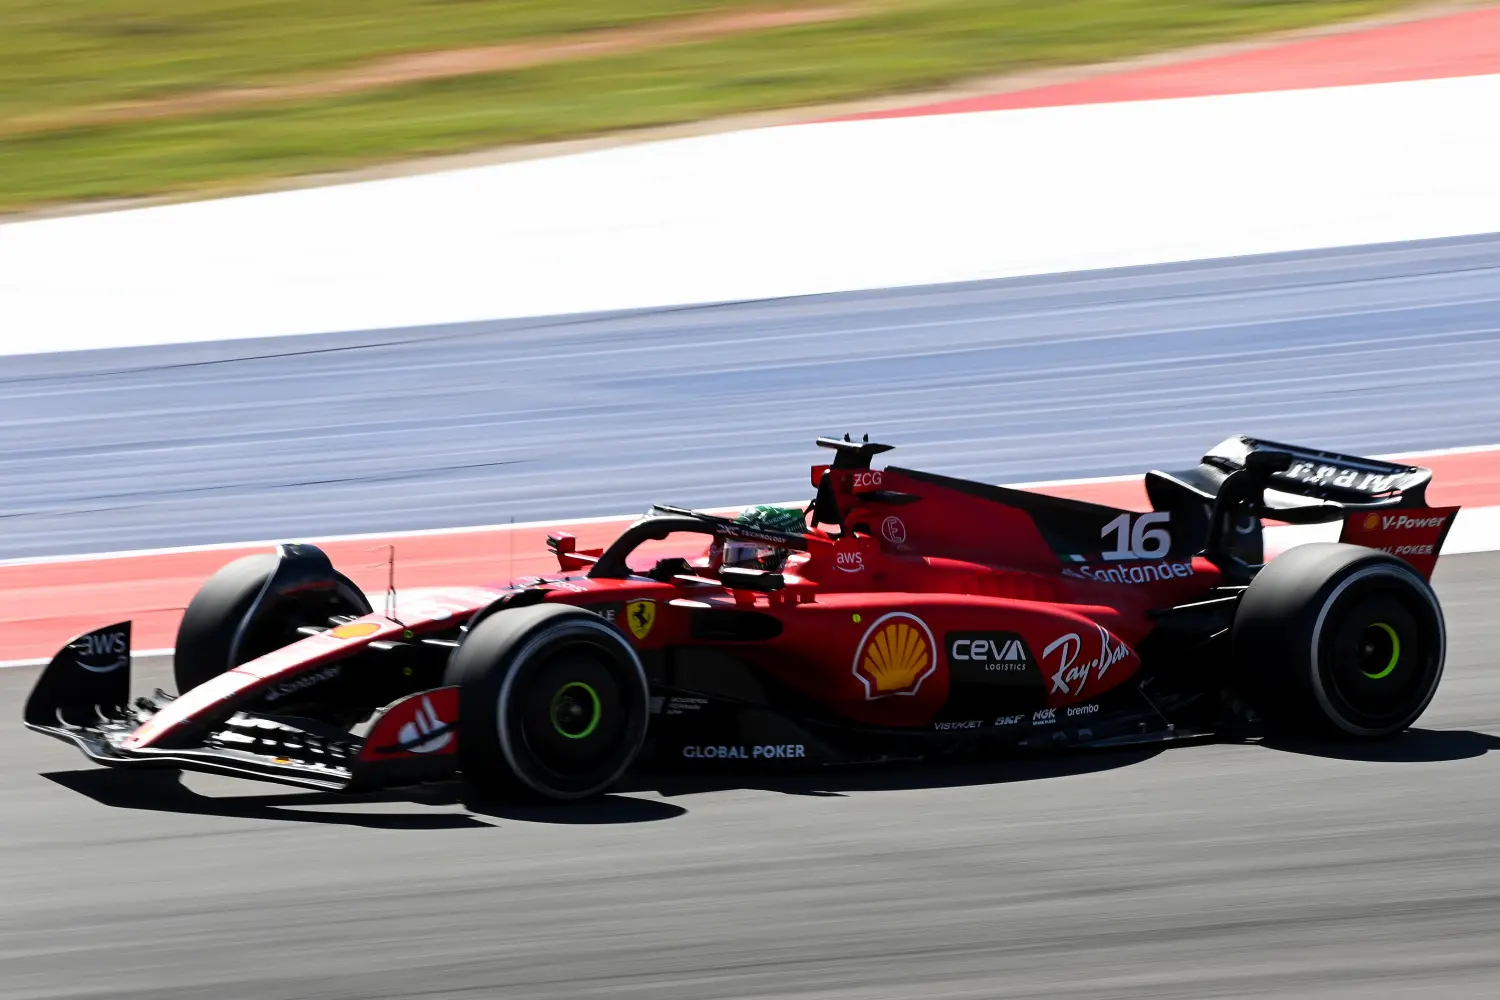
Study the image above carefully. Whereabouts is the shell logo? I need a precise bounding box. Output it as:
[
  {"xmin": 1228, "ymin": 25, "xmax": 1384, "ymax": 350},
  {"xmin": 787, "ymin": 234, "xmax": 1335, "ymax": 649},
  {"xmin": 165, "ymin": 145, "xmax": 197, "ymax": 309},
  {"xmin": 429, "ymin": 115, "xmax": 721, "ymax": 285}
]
[
  {"xmin": 1363, "ymin": 513, "xmax": 1380, "ymax": 531},
  {"xmin": 329, "ymin": 622, "xmax": 381, "ymax": 640},
  {"xmin": 852, "ymin": 612, "xmax": 937, "ymax": 699}
]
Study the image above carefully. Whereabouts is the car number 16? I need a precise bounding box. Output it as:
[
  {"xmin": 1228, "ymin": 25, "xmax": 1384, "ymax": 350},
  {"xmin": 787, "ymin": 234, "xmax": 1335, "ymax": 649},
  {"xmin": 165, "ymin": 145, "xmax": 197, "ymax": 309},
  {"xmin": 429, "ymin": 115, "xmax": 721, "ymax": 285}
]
[{"xmin": 1100, "ymin": 512, "xmax": 1171, "ymax": 560}]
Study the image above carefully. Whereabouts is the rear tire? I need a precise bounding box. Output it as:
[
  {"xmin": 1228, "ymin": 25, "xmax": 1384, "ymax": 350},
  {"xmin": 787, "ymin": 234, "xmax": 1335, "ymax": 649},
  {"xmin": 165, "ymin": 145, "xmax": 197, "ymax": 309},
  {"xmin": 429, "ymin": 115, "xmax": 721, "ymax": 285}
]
[
  {"xmin": 173, "ymin": 553, "xmax": 367, "ymax": 693},
  {"xmin": 1233, "ymin": 542, "xmax": 1445, "ymax": 739},
  {"xmin": 444, "ymin": 604, "xmax": 649, "ymax": 801}
]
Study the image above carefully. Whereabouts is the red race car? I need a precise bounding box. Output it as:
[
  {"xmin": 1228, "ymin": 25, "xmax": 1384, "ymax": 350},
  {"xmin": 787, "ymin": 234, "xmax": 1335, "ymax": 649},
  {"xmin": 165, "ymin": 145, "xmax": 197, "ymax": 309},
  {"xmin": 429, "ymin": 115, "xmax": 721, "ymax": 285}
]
[{"xmin": 26, "ymin": 435, "xmax": 1458, "ymax": 800}]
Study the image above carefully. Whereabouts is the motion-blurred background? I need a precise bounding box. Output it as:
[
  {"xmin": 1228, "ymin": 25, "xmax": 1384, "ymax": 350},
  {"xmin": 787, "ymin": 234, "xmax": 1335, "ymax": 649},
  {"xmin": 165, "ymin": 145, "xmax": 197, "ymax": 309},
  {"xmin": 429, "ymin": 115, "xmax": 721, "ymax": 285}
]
[
  {"xmin": 2, "ymin": 0, "xmax": 1433, "ymax": 214},
  {"xmin": 7, "ymin": 4, "xmax": 1500, "ymax": 999}
]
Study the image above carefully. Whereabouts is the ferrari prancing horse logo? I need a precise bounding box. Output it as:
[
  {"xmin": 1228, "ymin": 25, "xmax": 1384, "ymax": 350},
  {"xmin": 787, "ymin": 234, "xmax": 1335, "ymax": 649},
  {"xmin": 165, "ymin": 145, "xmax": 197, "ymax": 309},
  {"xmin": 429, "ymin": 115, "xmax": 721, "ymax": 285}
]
[{"xmin": 626, "ymin": 599, "xmax": 656, "ymax": 640}]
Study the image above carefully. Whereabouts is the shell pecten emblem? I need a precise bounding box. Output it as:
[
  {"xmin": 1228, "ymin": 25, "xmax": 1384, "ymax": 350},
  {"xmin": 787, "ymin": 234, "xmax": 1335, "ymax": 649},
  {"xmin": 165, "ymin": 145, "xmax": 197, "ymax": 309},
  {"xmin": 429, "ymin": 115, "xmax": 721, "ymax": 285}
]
[
  {"xmin": 852, "ymin": 612, "xmax": 937, "ymax": 699},
  {"xmin": 329, "ymin": 622, "xmax": 381, "ymax": 640}
]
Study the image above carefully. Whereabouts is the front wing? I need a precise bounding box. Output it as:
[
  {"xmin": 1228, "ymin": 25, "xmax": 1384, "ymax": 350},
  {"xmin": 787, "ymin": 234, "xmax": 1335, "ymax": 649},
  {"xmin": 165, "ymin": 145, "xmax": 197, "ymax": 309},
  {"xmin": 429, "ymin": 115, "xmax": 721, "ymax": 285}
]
[{"xmin": 24, "ymin": 623, "xmax": 460, "ymax": 792}]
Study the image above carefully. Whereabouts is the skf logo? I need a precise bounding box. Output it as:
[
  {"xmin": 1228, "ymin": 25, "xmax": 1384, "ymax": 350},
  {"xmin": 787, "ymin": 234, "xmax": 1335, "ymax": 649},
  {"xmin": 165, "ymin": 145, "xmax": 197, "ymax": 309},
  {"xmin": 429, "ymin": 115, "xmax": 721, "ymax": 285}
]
[
  {"xmin": 852, "ymin": 612, "xmax": 936, "ymax": 699},
  {"xmin": 626, "ymin": 599, "xmax": 656, "ymax": 640}
]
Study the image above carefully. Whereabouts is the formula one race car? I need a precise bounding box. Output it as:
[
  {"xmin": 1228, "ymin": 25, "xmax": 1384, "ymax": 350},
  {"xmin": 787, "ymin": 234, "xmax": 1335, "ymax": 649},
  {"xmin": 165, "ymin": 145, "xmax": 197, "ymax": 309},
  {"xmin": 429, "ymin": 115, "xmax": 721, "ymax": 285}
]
[{"xmin": 26, "ymin": 435, "xmax": 1459, "ymax": 800}]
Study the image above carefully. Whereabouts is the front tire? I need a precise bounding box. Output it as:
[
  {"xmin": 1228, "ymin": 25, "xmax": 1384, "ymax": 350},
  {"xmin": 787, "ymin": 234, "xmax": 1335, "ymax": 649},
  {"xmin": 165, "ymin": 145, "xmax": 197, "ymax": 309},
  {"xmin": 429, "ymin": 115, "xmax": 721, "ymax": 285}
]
[
  {"xmin": 173, "ymin": 552, "xmax": 368, "ymax": 693},
  {"xmin": 1233, "ymin": 542, "xmax": 1445, "ymax": 739},
  {"xmin": 444, "ymin": 604, "xmax": 650, "ymax": 801}
]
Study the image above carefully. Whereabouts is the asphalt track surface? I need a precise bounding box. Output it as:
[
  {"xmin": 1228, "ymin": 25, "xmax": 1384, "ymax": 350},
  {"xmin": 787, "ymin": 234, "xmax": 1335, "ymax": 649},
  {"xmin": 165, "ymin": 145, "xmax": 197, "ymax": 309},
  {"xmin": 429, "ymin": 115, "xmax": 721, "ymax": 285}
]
[
  {"xmin": 6, "ymin": 232, "xmax": 1500, "ymax": 559},
  {"xmin": 2, "ymin": 551, "xmax": 1498, "ymax": 999}
]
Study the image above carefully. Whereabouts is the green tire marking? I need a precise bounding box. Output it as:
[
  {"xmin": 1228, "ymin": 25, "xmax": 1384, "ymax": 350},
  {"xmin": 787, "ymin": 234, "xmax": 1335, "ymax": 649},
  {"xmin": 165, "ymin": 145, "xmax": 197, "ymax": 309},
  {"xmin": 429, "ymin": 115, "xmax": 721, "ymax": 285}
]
[
  {"xmin": 1362, "ymin": 622, "xmax": 1401, "ymax": 680},
  {"xmin": 550, "ymin": 681, "xmax": 601, "ymax": 739}
]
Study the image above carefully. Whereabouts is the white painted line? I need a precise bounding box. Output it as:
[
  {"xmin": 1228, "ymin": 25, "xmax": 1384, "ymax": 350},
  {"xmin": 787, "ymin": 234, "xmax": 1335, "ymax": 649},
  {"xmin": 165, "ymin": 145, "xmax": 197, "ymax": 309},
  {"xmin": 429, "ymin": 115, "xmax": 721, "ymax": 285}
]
[
  {"xmin": 4, "ymin": 73, "xmax": 1500, "ymax": 355},
  {"xmin": 5, "ymin": 442, "xmax": 1493, "ymax": 569},
  {"xmin": 6, "ymin": 508, "xmax": 1496, "ymax": 670},
  {"xmin": 1385, "ymin": 442, "xmax": 1500, "ymax": 459},
  {"xmin": 0, "ymin": 501, "xmax": 800, "ymax": 569},
  {"xmin": 0, "ymin": 647, "xmax": 174, "ymax": 671}
]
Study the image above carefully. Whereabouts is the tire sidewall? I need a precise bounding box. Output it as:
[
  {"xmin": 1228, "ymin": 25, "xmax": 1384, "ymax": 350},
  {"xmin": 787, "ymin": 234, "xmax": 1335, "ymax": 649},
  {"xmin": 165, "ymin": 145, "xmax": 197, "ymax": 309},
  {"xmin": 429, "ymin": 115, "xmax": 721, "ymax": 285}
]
[
  {"xmin": 1307, "ymin": 563, "xmax": 1445, "ymax": 737},
  {"xmin": 1234, "ymin": 543, "xmax": 1446, "ymax": 739},
  {"xmin": 174, "ymin": 554, "xmax": 280, "ymax": 692},
  {"xmin": 174, "ymin": 553, "xmax": 367, "ymax": 692},
  {"xmin": 449, "ymin": 606, "xmax": 649, "ymax": 801}
]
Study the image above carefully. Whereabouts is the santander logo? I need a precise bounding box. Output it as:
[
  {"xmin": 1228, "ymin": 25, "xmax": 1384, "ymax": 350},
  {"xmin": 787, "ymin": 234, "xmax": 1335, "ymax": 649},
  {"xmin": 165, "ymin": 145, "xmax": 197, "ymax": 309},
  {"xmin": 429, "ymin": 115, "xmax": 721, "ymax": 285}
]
[{"xmin": 397, "ymin": 696, "xmax": 453, "ymax": 754}]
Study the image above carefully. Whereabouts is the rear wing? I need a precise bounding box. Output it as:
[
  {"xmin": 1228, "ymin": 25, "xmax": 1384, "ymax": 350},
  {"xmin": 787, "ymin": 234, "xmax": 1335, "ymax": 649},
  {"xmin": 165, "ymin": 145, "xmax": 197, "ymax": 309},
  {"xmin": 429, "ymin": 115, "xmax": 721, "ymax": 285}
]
[
  {"xmin": 1146, "ymin": 436, "xmax": 1453, "ymax": 580},
  {"xmin": 1148, "ymin": 436, "xmax": 1431, "ymax": 517},
  {"xmin": 1202, "ymin": 435, "xmax": 1431, "ymax": 508}
]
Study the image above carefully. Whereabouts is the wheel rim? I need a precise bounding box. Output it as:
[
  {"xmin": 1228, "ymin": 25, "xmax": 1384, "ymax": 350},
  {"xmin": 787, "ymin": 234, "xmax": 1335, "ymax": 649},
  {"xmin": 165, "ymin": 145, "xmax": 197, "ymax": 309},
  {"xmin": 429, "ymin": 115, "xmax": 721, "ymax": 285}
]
[
  {"xmin": 509, "ymin": 640, "xmax": 635, "ymax": 791},
  {"xmin": 1317, "ymin": 577, "xmax": 1441, "ymax": 734},
  {"xmin": 1358, "ymin": 622, "xmax": 1401, "ymax": 680},
  {"xmin": 549, "ymin": 681, "xmax": 602, "ymax": 740}
]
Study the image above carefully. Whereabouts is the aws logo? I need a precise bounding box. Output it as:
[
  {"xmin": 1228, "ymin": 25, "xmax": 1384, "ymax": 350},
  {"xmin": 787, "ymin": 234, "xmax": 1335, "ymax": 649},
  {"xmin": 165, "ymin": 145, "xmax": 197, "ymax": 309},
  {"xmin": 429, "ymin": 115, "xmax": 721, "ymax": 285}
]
[
  {"xmin": 71, "ymin": 628, "xmax": 128, "ymax": 674},
  {"xmin": 852, "ymin": 612, "xmax": 937, "ymax": 699}
]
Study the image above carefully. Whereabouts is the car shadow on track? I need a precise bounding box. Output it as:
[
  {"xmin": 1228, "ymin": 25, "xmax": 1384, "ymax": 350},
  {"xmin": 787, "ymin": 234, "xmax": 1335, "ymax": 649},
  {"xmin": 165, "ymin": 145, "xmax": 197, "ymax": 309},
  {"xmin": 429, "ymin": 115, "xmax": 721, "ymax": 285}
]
[
  {"xmin": 41, "ymin": 768, "xmax": 497, "ymax": 830},
  {"xmin": 40, "ymin": 767, "xmax": 689, "ymax": 828},
  {"xmin": 40, "ymin": 745, "xmax": 1170, "ymax": 827},
  {"xmin": 473, "ymin": 745, "xmax": 1173, "ymax": 825},
  {"xmin": 1259, "ymin": 727, "xmax": 1500, "ymax": 763}
]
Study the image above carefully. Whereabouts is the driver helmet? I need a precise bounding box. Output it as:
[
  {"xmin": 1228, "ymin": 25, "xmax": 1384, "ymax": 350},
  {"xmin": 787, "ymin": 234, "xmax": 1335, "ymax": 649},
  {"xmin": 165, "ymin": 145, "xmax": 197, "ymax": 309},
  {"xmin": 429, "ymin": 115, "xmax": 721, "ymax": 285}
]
[{"xmin": 717, "ymin": 505, "xmax": 806, "ymax": 571}]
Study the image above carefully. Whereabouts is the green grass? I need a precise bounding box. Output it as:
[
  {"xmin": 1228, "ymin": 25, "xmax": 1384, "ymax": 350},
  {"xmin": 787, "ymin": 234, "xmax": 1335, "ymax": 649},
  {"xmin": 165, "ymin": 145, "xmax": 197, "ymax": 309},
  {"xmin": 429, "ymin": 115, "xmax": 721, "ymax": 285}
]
[
  {"xmin": 0, "ymin": 0, "xmax": 1422, "ymax": 213},
  {"xmin": 0, "ymin": 0, "xmax": 763, "ymax": 124}
]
